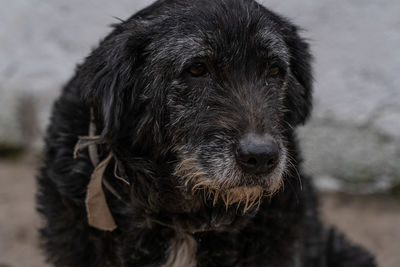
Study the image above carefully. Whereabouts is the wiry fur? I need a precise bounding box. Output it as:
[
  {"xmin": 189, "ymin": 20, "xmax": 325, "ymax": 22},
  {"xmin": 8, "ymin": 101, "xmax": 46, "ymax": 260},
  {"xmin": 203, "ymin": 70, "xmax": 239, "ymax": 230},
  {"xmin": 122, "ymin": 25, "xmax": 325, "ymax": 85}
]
[
  {"xmin": 174, "ymin": 157, "xmax": 277, "ymax": 212},
  {"xmin": 37, "ymin": 0, "xmax": 377, "ymax": 266}
]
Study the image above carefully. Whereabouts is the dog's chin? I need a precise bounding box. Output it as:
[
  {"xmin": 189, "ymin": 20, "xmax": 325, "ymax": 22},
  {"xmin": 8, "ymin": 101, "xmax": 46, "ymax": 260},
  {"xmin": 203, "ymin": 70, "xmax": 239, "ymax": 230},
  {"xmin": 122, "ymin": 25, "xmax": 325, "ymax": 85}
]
[
  {"xmin": 198, "ymin": 182, "xmax": 282, "ymax": 213},
  {"xmin": 174, "ymin": 157, "xmax": 284, "ymax": 213},
  {"xmin": 203, "ymin": 174, "xmax": 282, "ymax": 211}
]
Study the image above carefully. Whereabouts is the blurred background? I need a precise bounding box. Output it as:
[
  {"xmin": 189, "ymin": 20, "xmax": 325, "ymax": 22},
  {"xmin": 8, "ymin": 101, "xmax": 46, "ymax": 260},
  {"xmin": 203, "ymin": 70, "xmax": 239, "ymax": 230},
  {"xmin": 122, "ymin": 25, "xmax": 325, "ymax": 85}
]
[{"xmin": 0, "ymin": 0, "xmax": 399, "ymax": 266}]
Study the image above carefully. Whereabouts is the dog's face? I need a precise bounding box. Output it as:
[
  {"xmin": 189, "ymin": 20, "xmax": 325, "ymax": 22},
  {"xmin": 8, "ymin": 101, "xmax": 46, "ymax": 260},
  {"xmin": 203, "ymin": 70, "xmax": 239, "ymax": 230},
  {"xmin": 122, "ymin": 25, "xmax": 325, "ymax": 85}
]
[{"xmin": 80, "ymin": 0, "xmax": 312, "ymax": 211}]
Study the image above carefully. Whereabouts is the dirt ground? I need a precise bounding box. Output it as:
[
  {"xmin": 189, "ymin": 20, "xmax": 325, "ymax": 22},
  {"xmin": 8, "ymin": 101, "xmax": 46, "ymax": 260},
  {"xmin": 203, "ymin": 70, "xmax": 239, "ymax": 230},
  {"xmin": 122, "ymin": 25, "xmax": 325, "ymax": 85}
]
[{"xmin": 0, "ymin": 158, "xmax": 399, "ymax": 267}]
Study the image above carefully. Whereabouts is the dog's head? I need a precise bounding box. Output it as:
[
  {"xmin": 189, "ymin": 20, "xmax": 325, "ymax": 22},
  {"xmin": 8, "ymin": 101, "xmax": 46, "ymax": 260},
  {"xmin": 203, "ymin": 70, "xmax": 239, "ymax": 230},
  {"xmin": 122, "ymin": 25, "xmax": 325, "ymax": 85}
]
[{"xmin": 79, "ymin": 0, "xmax": 312, "ymax": 212}]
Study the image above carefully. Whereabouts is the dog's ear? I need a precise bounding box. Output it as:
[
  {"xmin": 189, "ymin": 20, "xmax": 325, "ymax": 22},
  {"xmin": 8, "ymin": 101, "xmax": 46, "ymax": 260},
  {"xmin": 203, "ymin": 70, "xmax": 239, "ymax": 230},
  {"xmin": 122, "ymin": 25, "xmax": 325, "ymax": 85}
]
[
  {"xmin": 77, "ymin": 22, "xmax": 150, "ymax": 141},
  {"xmin": 283, "ymin": 25, "xmax": 313, "ymax": 126}
]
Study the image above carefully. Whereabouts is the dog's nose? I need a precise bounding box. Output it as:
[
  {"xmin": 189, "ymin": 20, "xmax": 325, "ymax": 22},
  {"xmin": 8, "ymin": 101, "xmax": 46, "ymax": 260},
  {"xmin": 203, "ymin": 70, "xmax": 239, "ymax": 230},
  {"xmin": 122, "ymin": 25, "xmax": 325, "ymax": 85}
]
[{"xmin": 236, "ymin": 133, "xmax": 279, "ymax": 174}]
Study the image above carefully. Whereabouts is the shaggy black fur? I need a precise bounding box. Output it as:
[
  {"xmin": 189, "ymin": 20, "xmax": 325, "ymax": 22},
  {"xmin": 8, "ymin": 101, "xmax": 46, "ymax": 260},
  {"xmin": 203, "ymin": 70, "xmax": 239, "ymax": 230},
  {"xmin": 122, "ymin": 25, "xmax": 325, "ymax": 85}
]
[{"xmin": 37, "ymin": 0, "xmax": 377, "ymax": 266}]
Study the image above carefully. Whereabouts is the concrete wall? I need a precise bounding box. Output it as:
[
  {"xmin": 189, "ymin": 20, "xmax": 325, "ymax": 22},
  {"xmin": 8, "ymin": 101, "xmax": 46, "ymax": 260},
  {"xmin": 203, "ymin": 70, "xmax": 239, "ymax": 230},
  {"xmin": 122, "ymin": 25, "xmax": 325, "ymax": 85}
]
[{"xmin": 1, "ymin": 0, "xmax": 399, "ymax": 192}]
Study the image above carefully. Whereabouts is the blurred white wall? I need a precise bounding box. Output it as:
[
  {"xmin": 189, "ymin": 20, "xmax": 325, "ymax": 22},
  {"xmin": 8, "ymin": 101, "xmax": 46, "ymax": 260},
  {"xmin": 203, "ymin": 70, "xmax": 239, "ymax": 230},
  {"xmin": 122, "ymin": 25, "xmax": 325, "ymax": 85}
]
[
  {"xmin": 0, "ymin": 0, "xmax": 151, "ymax": 147},
  {"xmin": 1, "ymin": 0, "xmax": 399, "ymax": 191}
]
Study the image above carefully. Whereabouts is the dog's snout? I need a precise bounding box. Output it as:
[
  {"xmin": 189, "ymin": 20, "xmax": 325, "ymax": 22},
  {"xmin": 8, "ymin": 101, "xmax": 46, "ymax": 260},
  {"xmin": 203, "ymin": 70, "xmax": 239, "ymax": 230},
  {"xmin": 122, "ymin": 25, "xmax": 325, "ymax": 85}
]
[{"xmin": 236, "ymin": 133, "xmax": 279, "ymax": 174}]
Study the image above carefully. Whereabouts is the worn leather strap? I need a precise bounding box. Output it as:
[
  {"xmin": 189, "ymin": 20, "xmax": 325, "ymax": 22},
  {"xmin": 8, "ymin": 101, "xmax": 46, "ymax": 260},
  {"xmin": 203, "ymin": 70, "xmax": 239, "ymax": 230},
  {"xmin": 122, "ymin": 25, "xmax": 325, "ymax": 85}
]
[
  {"xmin": 73, "ymin": 108, "xmax": 120, "ymax": 231},
  {"xmin": 85, "ymin": 153, "xmax": 117, "ymax": 231}
]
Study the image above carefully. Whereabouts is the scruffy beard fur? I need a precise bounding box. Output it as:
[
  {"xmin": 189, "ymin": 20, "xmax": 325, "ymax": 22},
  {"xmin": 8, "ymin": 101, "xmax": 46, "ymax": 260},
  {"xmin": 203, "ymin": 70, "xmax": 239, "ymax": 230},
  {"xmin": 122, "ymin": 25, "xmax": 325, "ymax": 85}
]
[{"xmin": 174, "ymin": 157, "xmax": 283, "ymax": 213}]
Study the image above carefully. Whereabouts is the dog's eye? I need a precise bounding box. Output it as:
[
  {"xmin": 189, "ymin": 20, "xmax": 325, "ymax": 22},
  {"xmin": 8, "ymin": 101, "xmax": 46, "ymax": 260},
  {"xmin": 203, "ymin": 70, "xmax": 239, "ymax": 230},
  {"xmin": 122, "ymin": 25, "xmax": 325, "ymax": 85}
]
[
  {"xmin": 269, "ymin": 65, "xmax": 280, "ymax": 77},
  {"xmin": 188, "ymin": 63, "xmax": 208, "ymax": 77}
]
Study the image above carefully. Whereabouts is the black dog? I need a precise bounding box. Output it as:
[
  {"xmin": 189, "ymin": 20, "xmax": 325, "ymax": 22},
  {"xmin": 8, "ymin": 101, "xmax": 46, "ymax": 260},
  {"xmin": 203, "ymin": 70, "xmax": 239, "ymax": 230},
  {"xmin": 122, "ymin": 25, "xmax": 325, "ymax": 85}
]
[{"xmin": 37, "ymin": 0, "xmax": 376, "ymax": 266}]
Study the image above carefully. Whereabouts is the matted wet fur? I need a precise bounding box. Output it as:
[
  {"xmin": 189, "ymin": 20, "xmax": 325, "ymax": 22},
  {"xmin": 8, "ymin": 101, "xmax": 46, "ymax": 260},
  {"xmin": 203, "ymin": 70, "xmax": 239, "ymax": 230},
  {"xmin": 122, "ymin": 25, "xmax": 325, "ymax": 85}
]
[{"xmin": 37, "ymin": 0, "xmax": 376, "ymax": 266}]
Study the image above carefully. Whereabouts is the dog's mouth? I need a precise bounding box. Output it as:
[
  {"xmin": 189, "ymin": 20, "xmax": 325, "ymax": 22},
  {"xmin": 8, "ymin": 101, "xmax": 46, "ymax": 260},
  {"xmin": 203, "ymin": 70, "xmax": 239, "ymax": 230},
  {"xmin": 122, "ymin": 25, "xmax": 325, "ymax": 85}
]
[{"xmin": 173, "ymin": 155, "xmax": 285, "ymax": 212}]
